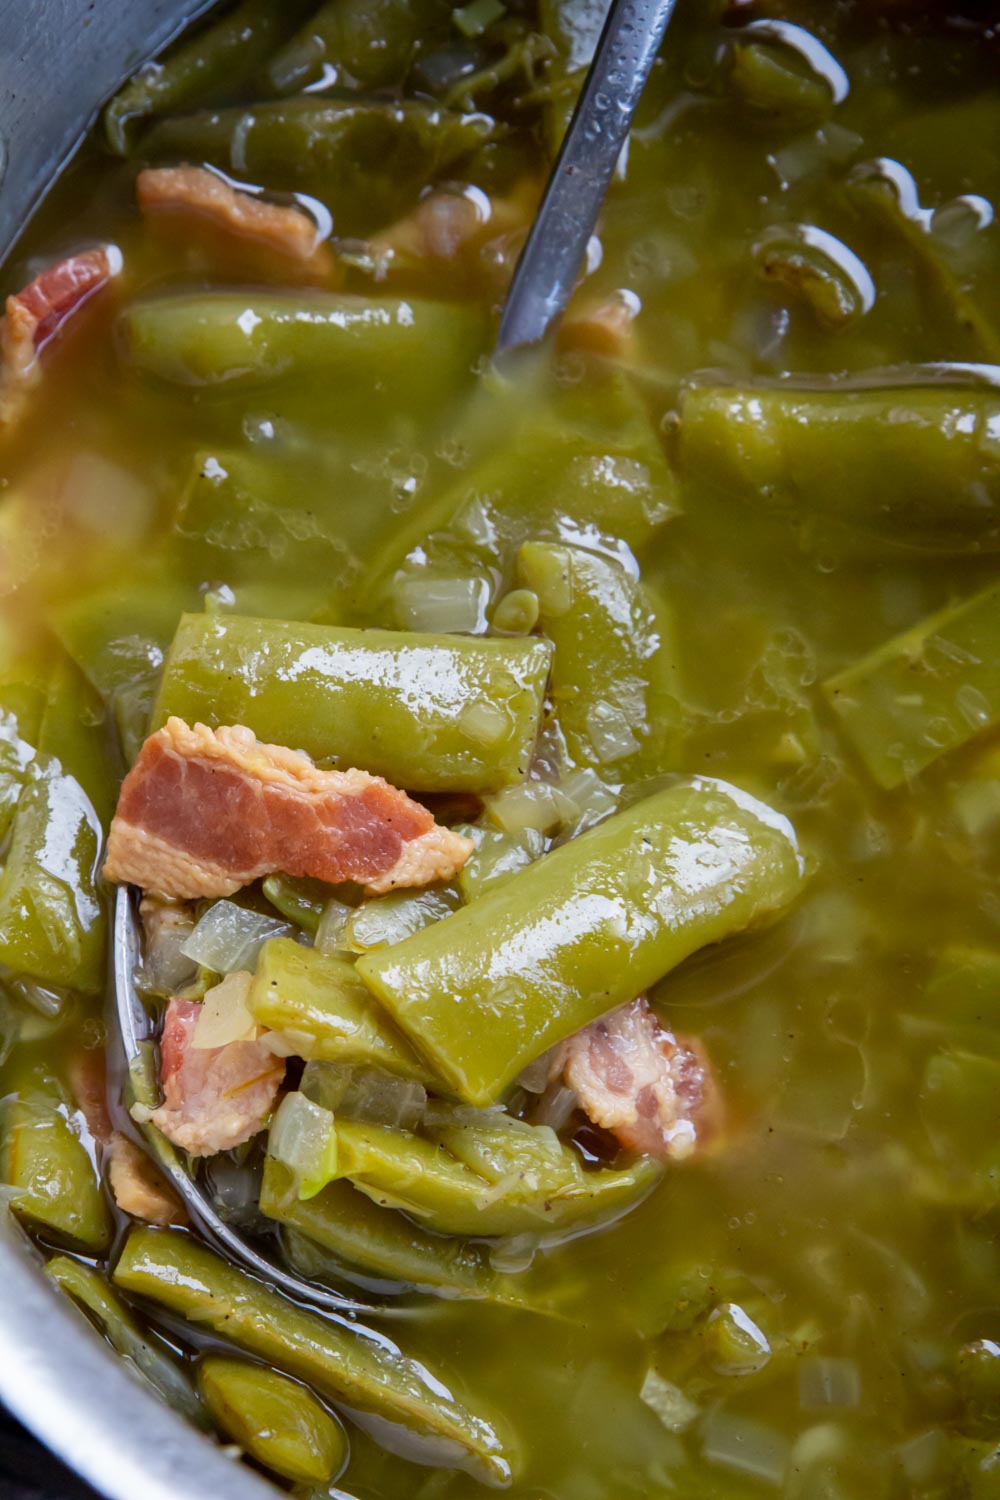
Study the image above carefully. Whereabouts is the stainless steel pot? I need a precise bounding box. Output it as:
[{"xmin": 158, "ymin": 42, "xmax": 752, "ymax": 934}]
[{"xmin": 0, "ymin": 5, "xmax": 275, "ymax": 1495}]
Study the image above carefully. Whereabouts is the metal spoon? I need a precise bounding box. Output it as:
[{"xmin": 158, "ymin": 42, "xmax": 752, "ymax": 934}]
[{"xmin": 111, "ymin": 0, "xmax": 679, "ymax": 1313}]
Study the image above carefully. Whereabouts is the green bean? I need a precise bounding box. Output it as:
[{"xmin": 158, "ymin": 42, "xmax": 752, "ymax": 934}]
[
  {"xmin": 752, "ymin": 224, "xmax": 874, "ymax": 330},
  {"xmin": 262, "ymin": 1158, "xmax": 530, "ymax": 1304},
  {"xmin": 679, "ymin": 382, "xmax": 1000, "ymax": 554},
  {"xmin": 0, "ymin": 660, "xmax": 109, "ymax": 991},
  {"xmin": 1, "ymin": 1065, "xmax": 111, "ymax": 1252},
  {"xmin": 368, "ymin": 368, "xmax": 682, "ymax": 608},
  {"xmin": 262, "ymin": 876, "xmax": 329, "ymax": 935},
  {"xmin": 114, "ymin": 1227, "xmax": 516, "ymax": 1487},
  {"xmin": 330, "ymin": 1118, "xmax": 660, "ymax": 1237},
  {"xmin": 358, "ymin": 779, "xmax": 802, "ymax": 1104},
  {"xmin": 538, "ymin": 0, "xmax": 606, "ymax": 152},
  {"xmin": 249, "ymin": 939, "xmax": 436, "ymax": 1084},
  {"xmin": 153, "ymin": 612, "xmax": 552, "ymax": 793},
  {"xmin": 46, "ymin": 1256, "xmax": 203, "ymax": 1423},
  {"xmin": 49, "ymin": 577, "xmax": 190, "ymax": 704},
  {"xmin": 266, "ymin": 0, "xmax": 452, "ymax": 94},
  {"xmin": 103, "ymin": 0, "xmax": 316, "ymax": 154},
  {"xmin": 846, "ymin": 162, "xmax": 1000, "ymax": 362},
  {"xmin": 729, "ymin": 40, "xmax": 834, "ymax": 129},
  {"xmin": 143, "ymin": 99, "xmax": 499, "ymax": 231},
  {"xmin": 455, "ymin": 824, "xmax": 543, "ymax": 902},
  {"xmin": 0, "ymin": 711, "xmax": 35, "ymax": 845},
  {"xmin": 340, "ymin": 887, "xmax": 459, "ymax": 955},
  {"xmin": 822, "ymin": 581, "xmax": 1000, "ymax": 788},
  {"xmin": 123, "ymin": 292, "xmax": 488, "ymax": 399},
  {"xmin": 199, "ymin": 1355, "xmax": 347, "ymax": 1485},
  {"xmin": 516, "ymin": 541, "xmax": 681, "ymax": 778}
]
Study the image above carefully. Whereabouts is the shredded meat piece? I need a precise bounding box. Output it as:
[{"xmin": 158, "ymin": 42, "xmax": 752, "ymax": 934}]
[
  {"xmin": 0, "ymin": 246, "xmax": 120, "ymax": 427},
  {"xmin": 150, "ymin": 996, "xmax": 285, "ymax": 1157},
  {"xmin": 558, "ymin": 997, "xmax": 719, "ymax": 1161},
  {"xmin": 104, "ymin": 718, "xmax": 473, "ymax": 900},
  {"xmin": 136, "ymin": 166, "xmax": 333, "ymax": 274},
  {"xmin": 68, "ymin": 1049, "xmax": 188, "ymax": 1223}
]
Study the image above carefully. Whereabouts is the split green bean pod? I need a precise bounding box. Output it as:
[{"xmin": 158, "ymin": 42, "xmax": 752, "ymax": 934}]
[
  {"xmin": 199, "ymin": 1355, "xmax": 348, "ymax": 1485},
  {"xmin": 359, "ymin": 778, "xmax": 804, "ymax": 1105}
]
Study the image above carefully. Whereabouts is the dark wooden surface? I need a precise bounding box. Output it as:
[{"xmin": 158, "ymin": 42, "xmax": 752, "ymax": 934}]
[{"xmin": 0, "ymin": 1411, "xmax": 102, "ymax": 1500}]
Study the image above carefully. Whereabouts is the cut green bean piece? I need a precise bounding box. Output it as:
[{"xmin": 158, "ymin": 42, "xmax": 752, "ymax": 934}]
[
  {"xmin": 124, "ymin": 292, "xmax": 487, "ymax": 398},
  {"xmin": 143, "ymin": 99, "xmax": 498, "ymax": 231},
  {"xmin": 262, "ymin": 1158, "xmax": 530, "ymax": 1304},
  {"xmin": 153, "ymin": 612, "xmax": 552, "ymax": 793},
  {"xmin": 114, "ymin": 1227, "xmax": 516, "ymax": 1487},
  {"xmin": 729, "ymin": 40, "xmax": 834, "ymax": 128},
  {"xmin": 266, "ymin": 0, "xmax": 452, "ymax": 93},
  {"xmin": 359, "ymin": 779, "xmax": 802, "ymax": 1104},
  {"xmin": 103, "ymin": 0, "xmax": 315, "ymax": 154},
  {"xmin": 822, "ymin": 582, "xmax": 1000, "ymax": 788},
  {"xmin": 340, "ymin": 888, "xmax": 459, "ymax": 955},
  {"xmin": 331, "ymin": 1118, "xmax": 660, "ymax": 1237},
  {"xmin": 46, "ymin": 1256, "xmax": 203, "ymax": 1423},
  {"xmin": 262, "ymin": 876, "xmax": 330, "ymax": 935},
  {"xmin": 517, "ymin": 541, "xmax": 681, "ymax": 777},
  {"xmin": 456, "ymin": 824, "xmax": 543, "ymax": 902},
  {"xmin": 752, "ymin": 224, "xmax": 874, "ymax": 329},
  {"xmin": 1, "ymin": 1067, "xmax": 111, "ymax": 1252},
  {"xmin": 199, "ymin": 1355, "xmax": 347, "ymax": 1485},
  {"xmin": 679, "ymin": 382, "xmax": 1000, "ymax": 554},
  {"xmin": 249, "ymin": 939, "xmax": 435, "ymax": 1084}
]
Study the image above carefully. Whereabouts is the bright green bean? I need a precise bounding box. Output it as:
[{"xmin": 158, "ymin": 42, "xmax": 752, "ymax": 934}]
[
  {"xmin": 261, "ymin": 876, "xmax": 329, "ymax": 935},
  {"xmin": 103, "ymin": 0, "xmax": 315, "ymax": 154},
  {"xmin": 266, "ymin": 0, "xmax": 452, "ymax": 93},
  {"xmin": 517, "ymin": 540, "xmax": 681, "ymax": 777},
  {"xmin": 249, "ymin": 939, "xmax": 436, "ymax": 1084},
  {"xmin": 822, "ymin": 581, "xmax": 1000, "ymax": 788},
  {"xmin": 679, "ymin": 382, "xmax": 1000, "ymax": 553},
  {"xmin": 262, "ymin": 1158, "xmax": 531, "ymax": 1304},
  {"xmin": 114, "ymin": 1226, "xmax": 516, "ymax": 1487},
  {"xmin": 359, "ymin": 779, "xmax": 803, "ymax": 1104},
  {"xmin": 330, "ymin": 1118, "xmax": 660, "ymax": 1237},
  {"xmin": 46, "ymin": 1256, "xmax": 203, "ymax": 1422},
  {"xmin": 123, "ymin": 292, "xmax": 488, "ymax": 398},
  {"xmin": 1, "ymin": 1066, "xmax": 111, "ymax": 1252},
  {"xmin": 152, "ymin": 612, "xmax": 552, "ymax": 793},
  {"xmin": 199, "ymin": 1355, "xmax": 347, "ymax": 1485}
]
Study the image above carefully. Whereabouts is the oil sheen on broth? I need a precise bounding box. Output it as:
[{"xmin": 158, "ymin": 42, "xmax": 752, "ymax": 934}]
[{"xmin": 1, "ymin": 2, "xmax": 1000, "ymax": 1498}]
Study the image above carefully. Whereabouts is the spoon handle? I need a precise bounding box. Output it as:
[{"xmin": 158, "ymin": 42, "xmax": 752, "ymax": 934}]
[{"xmin": 496, "ymin": 0, "xmax": 679, "ymax": 351}]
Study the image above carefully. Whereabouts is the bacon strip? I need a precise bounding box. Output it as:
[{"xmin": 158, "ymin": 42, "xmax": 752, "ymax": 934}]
[
  {"xmin": 104, "ymin": 718, "xmax": 473, "ymax": 900},
  {"xmin": 150, "ymin": 996, "xmax": 285, "ymax": 1157},
  {"xmin": 558, "ymin": 998, "xmax": 719, "ymax": 1162},
  {"xmin": 0, "ymin": 246, "xmax": 120, "ymax": 427},
  {"xmin": 137, "ymin": 165, "xmax": 332, "ymax": 273}
]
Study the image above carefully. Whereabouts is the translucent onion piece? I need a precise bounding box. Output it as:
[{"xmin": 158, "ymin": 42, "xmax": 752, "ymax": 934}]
[
  {"xmin": 702, "ymin": 1411, "xmax": 790, "ymax": 1487},
  {"xmin": 181, "ymin": 900, "xmax": 293, "ymax": 974},
  {"xmin": 315, "ymin": 898, "xmax": 353, "ymax": 956},
  {"xmin": 268, "ymin": 1091, "xmax": 338, "ymax": 1201},
  {"xmin": 192, "ymin": 971, "xmax": 256, "ymax": 1050},
  {"xmin": 797, "ymin": 1356, "xmax": 862, "ymax": 1410},
  {"xmin": 393, "ymin": 574, "xmax": 490, "ymax": 635},
  {"xmin": 639, "ymin": 1369, "xmax": 700, "ymax": 1433},
  {"xmin": 302, "ymin": 1061, "xmax": 427, "ymax": 1130},
  {"xmin": 341, "ymin": 889, "xmax": 456, "ymax": 954}
]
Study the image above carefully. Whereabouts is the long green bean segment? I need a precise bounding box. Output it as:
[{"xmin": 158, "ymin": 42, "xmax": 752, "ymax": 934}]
[
  {"xmin": 153, "ymin": 612, "xmax": 551, "ymax": 791},
  {"xmin": 328, "ymin": 1118, "xmax": 661, "ymax": 1237},
  {"xmin": 198, "ymin": 1356, "xmax": 348, "ymax": 1485},
  {"xmin": 359, "ymin": 779, "xmax": 803, "ymax": 1103},
  {"xmin": 261, "ymin": 1158, "xmax": 534, "ymax": 1304},
  {"xmin": 114, "ymin": 1227, "xmax": 516, "ymax": 1487},
  {"xmin": 823, "ymin": 581, "xmax": 1000, "ymax": 788},
  {"xmin": 265, "ymin": 0, "xmax": 452, "ymax": 93},
  {"xmin": 1, "ymin": 1067, "xmax": 111, "ymax": 1253},
  {"xmin": 249, "ymin": 939, "xmax": 436, "ymax": 1082},
  {"xmin": 678, "ymin": 382, "xmax": 1000, "ymax": 553}
]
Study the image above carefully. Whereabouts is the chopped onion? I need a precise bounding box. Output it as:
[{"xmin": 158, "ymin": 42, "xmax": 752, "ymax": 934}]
[
  {"xmin": 315, "ymin": 897, "xmax": 353, "ymax": 955},
  {"xmin": 204, "ymin": 1154, "xmax": 264, "ymax": 1229},
  {"xmin": 393, "ymin": 573, "xmax": 490, "ymax": 635},
  {"xmin": 8, "ymin": 976, "xmax": 68, "ymax": 1020},
  {"xmin": 640, "ymin": 1368, "xmax": 700, "ymax": 1433},
  {"xmin": 486, "ymin": 780, "xmax": 574, "ymax": 836},
  {"xmin": 489, "ymin": 1233, "xmax": 538, "ymax": 1274},
  {"xmin": 191, "ymin": 971, "xmax": 256, "ymax": 1050},
  {"xmin": 797, "ymin": 1356, "xmax": 861, "ymax": 1411},
  {"xmin": 532, "ymin": 1083, "xmax": 578, "ymax": 1132},
  {"xmin": 460, "ymin": 699, "xmax": 509, "ymax": 746},
  {"xmin": 139, "ymin": 901, "xmax": 198, "ymax": 995},
  {"xmin": 262, "ymin": 1027, "xmax": 316, "ymax": 1059},
  {"xmin": 268, "ymin": 1090, "xmax": 338, "ymax": 1200},
  {"xmin": 342, "ymin": 888, "xmax": 456, "ymax": 954},
  {"xmin": 181, "ymin": 900, "xmax": 292, "ymax": 974},
  {"xmin": 702, "ymin": 1410, "xmax": 789, "ymax": 1487},
  {"xmin": 554, "ymin": 768, "xmax": 619, "ymax": 836},
  {"xmin": 302, "ymin": 1060, "xmax": 426, "ymax": 1129},
  {"xmin": 586, "ymin": 700, "xmax": 641, "ymax": 764},
  {"xmin": 516, "ymin": 1049, "xmax": 556, "ymax": 1094}
]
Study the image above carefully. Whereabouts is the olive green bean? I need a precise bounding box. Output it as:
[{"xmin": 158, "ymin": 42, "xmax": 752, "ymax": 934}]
[
  {"xmin": 266, "ymin": 0, "xmax": 452, "ymax": 94},
  {"xmin": 679, "ymin": 382, "xmax": 1000, "ymax": 553},
  {"xmin": 199, "ymin": 1355, "xmax": 347, "ymax": 1485},
  {"xmin": 152, "ymin": 612, "xmax": 552, "ymax": 792},
  {"xmin": 248, "ymin": 939, "xmax": 436, "ymax": 1084},
  {"xmin": 1, "ymin": 1066, "xmax": 111, "ymax": 1252},
  {"xmin": 46, "ymin": 1256, "xmax": 203, "ymax": 1422},
  {"xmin": 114, "ymin": 1227, "xmax": 516, "ymax": 1487},
  {"xmin": 822, "ymin": 581, "xmax": 1000, "ymax": 788},
  {"xmin": 359, "ymin": 778, "xmax": 803, "ymax": 1104}
]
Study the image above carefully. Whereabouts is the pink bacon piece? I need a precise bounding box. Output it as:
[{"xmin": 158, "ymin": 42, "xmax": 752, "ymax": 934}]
[
  {"xmin": 136, "ymin": 165, "xmax": 333, "ymax": 272},
  {"xmin": 0, "ymin": 246, "xmax": 120, "ymax": 425},
  {"xmin": 559, "ymin": 997, "xmax": 719, "ymax": 1162},
  {"xmin": 104, "ymin": 717, "xmax": 473, "ymax": 900},
  {"xmin": 150, "ymin": 997, "xmax": 285, "ymax": 1157}
]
